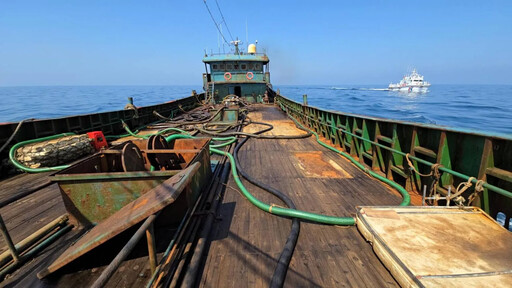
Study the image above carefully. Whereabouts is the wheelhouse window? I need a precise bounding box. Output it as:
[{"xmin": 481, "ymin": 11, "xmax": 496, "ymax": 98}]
[
  {"xmin": 248, "ymin": 63, "xmax": 254, "ymax": 70},
  {"xmin": 241, "ymin": 64, "xmax": 247, "ymax": 70},
  {"xmin": 212, "ymin": 64, "xmax": 218, "ymax": 70},
  {"xmin": 255, "ymin": 63, "xmax": 262, "ymax": 71},
  {"xmin": 234, "ymin": 64, "xmax": 239, "ymax": 69},
  {"xmin": 227, "ymin": 64, "xmax": 233, "ymax": 70}
]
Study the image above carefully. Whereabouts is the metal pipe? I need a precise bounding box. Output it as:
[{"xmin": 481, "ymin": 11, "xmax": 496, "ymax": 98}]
[
  {"xmin": 280, "ymin": 101, "xmax": 512, "ymax": 199},
  {"xmin": 146, "ymin": 223, "xmax": 157, "ymax": 274},
  {"xmin": 0, "ymin": 214, "xmax": 20, "ymax": 264},
  {"xmin": 0, "ymin": 224, "xmax": 72, "ymax": 280},
  {"xmin": 146, "ymin": 145, "xmax": 228, "ymax": 288},
  {"xmin": 145, "ymin": 211, "xmax": 188, "ymax": 288},
  {"xmin": 168, "ymin": 219, "xmax": 203, "ymax": 288},
  {"xmin": 0, "ymin": 214, "xmax": 68, "ymax": 267},
  {"xmin": 91, "ymin": 214, "xmax": 158, "ymax": 288},
  {"xmin": 180, "ymin": 162, "xmax": 231, "ymax": 287}
]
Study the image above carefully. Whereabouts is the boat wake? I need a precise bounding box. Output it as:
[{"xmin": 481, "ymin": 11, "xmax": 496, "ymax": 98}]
[{"xmin": 330, "ymin": 87, "xmax": 389, "ymax": 91}]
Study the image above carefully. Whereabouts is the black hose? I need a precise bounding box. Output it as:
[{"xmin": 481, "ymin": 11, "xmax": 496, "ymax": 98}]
[
  {"xmin": 234, "ymin": 137, "xmax": 300, "ymax": 288},
  {"xmin": 233, "ymin": 117, "xmax": 301, "ymax": 288},
  {"xmin": 198, "ymin": 120, "xmax": 312, "ymax": 139},
  {"xmin": 152, "ymin": 107, "xmax": 224, "ymax": 125}
]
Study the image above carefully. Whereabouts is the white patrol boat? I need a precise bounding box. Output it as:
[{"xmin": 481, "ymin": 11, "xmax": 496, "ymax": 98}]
[{"xmin": 389, "ymin": 69, "xmax": 431, "ymax": 92}]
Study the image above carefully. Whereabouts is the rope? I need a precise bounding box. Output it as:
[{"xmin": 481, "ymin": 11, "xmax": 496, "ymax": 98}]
[
  {"xmin": 405, "ymin": 153, "xmax": 444, "ymax": 205},
  {"xmin": 450, "ymin": 177, "xmax": 476, "ymax": 205},
  {"xmin": 405, "ymin": 152, "xmax": 487, "ymax": 207},
  {"xmin": 124, "ymin": 103, "xmax": 139, "ymax": 118},
  {"xmin": 406, "ymin": 153, "xmax": 433, "ymax": 177},
  {"xmin": 202, "ymin": 0, "xmax": 230, "ymax": 45},
  {"xmin": 468, "ymin": 179, "xmax": 486, "ymax": 205},
  {"xmin": 214, "ymin": 0, "xmax": 234, "ymax": 42},
  {"xmin": 0, "ymin": 119, "xmax": 33, "ymax": 153}
]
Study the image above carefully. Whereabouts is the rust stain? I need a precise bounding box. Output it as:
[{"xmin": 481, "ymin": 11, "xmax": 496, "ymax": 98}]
[
  {"xmin": 243, "ymin": 116, "xmax": 307, "ymax": 136},
  {"xmin": 293, "ymin": 151, "xmax": 352, "ymax": 179},
  {"xmin": 132, "ymin": 198, "xmax": 149, "ymax": 210}
]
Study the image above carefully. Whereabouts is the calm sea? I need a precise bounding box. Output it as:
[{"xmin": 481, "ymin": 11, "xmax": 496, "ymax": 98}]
[{"xmin": 0, "ymin": 85, "xmax": 511, "ymax": 135}]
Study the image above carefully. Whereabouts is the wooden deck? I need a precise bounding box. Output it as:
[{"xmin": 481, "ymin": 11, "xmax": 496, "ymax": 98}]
[
  {"xmin": 0, "ymin": 104, "xmax": 419, "ymax": 287},
  {"xmin": 198, "ymin": 105, "xmax": 406, "ymax": 287}
]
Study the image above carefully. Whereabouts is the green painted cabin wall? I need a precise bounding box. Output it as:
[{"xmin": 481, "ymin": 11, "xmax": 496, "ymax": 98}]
[{"xmin": 213, "ymin": 83, "xmax": 267, "ymax": 103}]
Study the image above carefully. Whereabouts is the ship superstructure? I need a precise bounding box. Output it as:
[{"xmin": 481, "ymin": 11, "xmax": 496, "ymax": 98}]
[{"xmin": 202, "ymin": 41, "xmax": 271, "ymax": 103}]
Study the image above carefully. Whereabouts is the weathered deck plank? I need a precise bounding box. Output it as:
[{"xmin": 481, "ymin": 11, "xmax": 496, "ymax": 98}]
[
  {"xmin": 199, "ymin": 105, "xmax": 402, "ymax": 287},
  {"xmin": 1, "ymin": 104, "xmax": 411, "ymax": 287}
]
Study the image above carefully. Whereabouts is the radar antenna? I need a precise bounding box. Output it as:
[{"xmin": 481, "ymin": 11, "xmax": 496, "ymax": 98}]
[{"xmin": 231, "ymin": 39, "xmax": 242, "ymax": 55}]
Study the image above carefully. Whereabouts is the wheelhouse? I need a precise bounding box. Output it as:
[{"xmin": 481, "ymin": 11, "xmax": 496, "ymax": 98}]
[{"xmin": 202, "ymin": 42, "xmax": 271, "ymax": 103}]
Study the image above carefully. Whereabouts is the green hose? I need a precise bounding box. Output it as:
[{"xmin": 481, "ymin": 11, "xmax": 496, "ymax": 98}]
[
  {"xmin": 165, "ymin": 134, "xmax": 194, "ymax": 142},
  {"xmin": 210, "ymin": 147, "xmax": 356, "ymax": 225},
  {"xmin": 9, "ymin": 133, "xmax": 76, "ymax": 173},
  {"xmin": 164, "ymin": 113, "xmax": 410, "ymax": 225},
  {"xmin": 122, "ymin": 120, "xmax": 190, "ymax": 139},
  {"xmin": 285, "ymin": 110, "xmax": 411, "ymax": 206},
  {"xmin": 209, "ymin": 137, "xmax": 237, "ymax": 148}
]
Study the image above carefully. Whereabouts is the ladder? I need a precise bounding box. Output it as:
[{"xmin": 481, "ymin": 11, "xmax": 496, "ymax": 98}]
[{"xmin": 206, "ymin": 82, "xmax": 215, "ymax": 104}]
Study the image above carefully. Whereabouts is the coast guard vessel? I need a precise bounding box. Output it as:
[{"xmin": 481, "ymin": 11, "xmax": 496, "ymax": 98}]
[{"xmin": 389, "ymin": 68, "xmax": 431, "ymax": 92}]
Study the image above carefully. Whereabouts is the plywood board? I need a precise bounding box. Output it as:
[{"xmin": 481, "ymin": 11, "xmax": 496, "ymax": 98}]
[{"xmin": 356, "ymin": 206, "xmax": 512, "ymax": 287}]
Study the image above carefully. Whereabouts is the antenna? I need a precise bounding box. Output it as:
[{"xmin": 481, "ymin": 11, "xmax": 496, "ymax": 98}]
[
  {"xmin": 221, "ymin": 24, "xmax": 225, "ymax": 53},
  {"xmin": 230, "ymin": 39, "xmax": 242, "ymax": 55},
  {"xmin": 217, "ymin": 23, "xmax": 220, "ymax": 53},
  {"xmin": 246, "ymin": 19, "xmax": 248, "ymax": 45}
]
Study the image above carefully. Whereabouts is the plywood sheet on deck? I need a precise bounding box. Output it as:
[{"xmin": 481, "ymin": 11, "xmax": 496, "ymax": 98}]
[{"xmin": 356, "ymin": 206, "xmax": 512, "ymax": 287}]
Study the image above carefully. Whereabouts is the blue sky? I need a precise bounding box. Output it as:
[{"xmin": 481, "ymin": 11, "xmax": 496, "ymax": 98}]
[{"xmin": 1, "ymin": 1, "xmax": 511, "ymax": 85}]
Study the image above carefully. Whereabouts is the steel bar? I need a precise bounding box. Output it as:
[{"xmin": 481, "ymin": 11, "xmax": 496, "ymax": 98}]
[
  {"xmin": 91, "ymin": 214, "xmax": 158, "ymax": 288},
  {"xmin": 0, "ymin": 224, "xmax": 72, "ymax": 281},
  {"xmin": 146, "ymin": 223, "xmax": 157, "ymax": 274},
  {"xmin": 145, "ymin": 208, "xmax": 190, "ymax": 288},
  {"xmin": 180, "ymin": 162, "xmax": 232, "ymax": 287},
  {"xmin": 0, "ymin": 214, "xmax": 20, "ymax": 264},
  {"xmin": 0, "ymin": 214, "xmax": 68, "ymax": 267}
]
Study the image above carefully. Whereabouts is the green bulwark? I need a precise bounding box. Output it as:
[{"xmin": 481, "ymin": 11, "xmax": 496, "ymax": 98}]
[
  {"xmin": 276, "ymin": 94, "xmax": 512, "ymax": 218},
  {"xmin": 202, "ymin": 45, "xmax": 271, "ymax": 103}
]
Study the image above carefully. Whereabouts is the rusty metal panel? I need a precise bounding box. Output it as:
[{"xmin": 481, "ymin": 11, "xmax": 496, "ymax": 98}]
[
  {"xmin": 37, "ymin": 162, "xmax": 201, "ymax": 279},
  {"xmin": 52, "ymin": 138, "xmax": 211, "ymax": 227},
  {"xmin": 54, "ymin": 160, "xmax": 179, "ymax": 227}
]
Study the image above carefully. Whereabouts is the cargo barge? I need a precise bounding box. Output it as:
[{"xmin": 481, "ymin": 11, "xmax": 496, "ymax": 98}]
[{"xmin": 0, "ymin": 42, "xmax": 511, "ymax": 287}]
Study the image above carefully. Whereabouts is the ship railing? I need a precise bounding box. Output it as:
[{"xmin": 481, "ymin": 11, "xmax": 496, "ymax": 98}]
[
  {"xmin": 275, "ymin": 93, "xmax": 512, "ymax": 217},
  {"xmin": 205, "ymin": 52, "xmax": 267, "ymax": 57}
]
